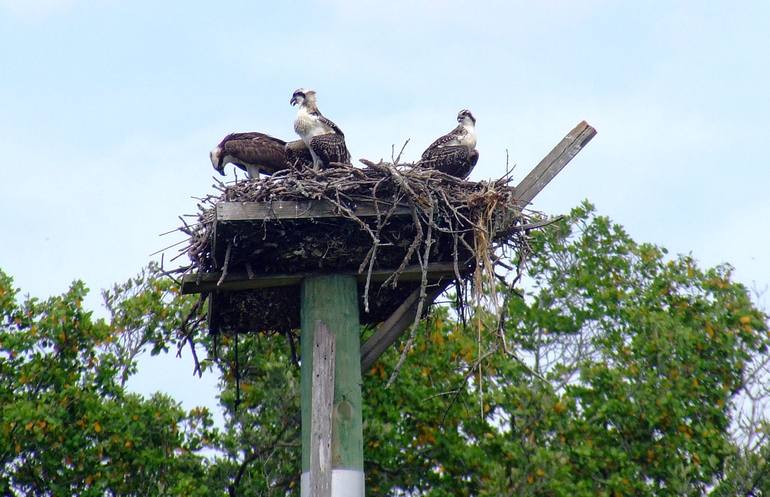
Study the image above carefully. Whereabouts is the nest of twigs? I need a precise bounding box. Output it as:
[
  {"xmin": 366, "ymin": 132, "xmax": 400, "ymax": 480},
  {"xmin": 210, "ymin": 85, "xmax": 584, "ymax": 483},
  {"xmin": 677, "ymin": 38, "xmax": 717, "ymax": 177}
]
[{"xmin": 172, "ymin": 159, "xmax": 539, "ymax": 336}]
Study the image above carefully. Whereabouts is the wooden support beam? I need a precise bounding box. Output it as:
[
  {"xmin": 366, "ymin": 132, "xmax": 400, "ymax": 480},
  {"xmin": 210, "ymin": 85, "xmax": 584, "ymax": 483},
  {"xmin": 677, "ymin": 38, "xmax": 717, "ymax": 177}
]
[
  {"xmin": 513, "ymin": 120, "xmax": 597, "ymax": 206},
  {"xmin": 359, "ymin": 121, "xmax": 596, "ymax": 369},
  {"xmin": 217, "ymin": 199, "xmax": 411, "ymax": 222},
  {"xmin": 360, "ymin": 282, "xmax": 449, "ymax": 371},
  {"xmin": 180, "ymin": 263, "xmax": 463, "ymax": 295}
]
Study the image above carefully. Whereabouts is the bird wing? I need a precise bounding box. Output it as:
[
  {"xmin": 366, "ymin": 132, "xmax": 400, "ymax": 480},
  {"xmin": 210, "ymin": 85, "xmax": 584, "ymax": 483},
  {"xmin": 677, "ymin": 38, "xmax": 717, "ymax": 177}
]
[
  {"xmin": 311, "ymin": 111, "xmax": 346, "ymax": 136},
  {"xmin": 221, "ymin": 133, "xmax": 288, "ymax": 175},
  {"xmin": 219, "ymin": 132, "xmax": 286, "ymax": 147},
  {"xmin": 309, "ymin": 134, "xmax": 351, "ymax": 166},
  {"xmin": 285, "ymin": 140, "xmax": 314, "ymax": 169},
  {"xmin": 422, "ymin": 124, "xmax": 466, "ymax": 154},
  {"xmin": 419, "ymin": 145, "xmax": 478, "ymax": 179}
]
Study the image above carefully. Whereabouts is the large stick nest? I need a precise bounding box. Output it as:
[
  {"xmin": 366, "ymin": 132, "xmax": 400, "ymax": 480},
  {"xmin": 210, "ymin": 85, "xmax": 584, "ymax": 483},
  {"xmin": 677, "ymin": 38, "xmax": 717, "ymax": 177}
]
[{"xmin": 174, "ymin": 160, "xmax": 540, "ymax": 335}]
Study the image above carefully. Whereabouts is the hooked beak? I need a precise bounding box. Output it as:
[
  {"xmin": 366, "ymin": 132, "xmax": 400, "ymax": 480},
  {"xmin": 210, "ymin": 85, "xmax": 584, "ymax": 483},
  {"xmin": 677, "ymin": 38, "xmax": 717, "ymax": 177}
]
[
  {"xmin": 290, "ymin": 96, "xmax": 298, "ymax": 106},
  {"xmin": 210, "ymin": 149, "xmax": 225, "ymax": 175}
]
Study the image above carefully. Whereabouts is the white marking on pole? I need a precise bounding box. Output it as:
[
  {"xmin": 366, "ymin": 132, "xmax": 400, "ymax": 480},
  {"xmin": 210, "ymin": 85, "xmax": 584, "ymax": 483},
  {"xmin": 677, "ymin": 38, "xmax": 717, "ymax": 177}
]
[{"xmin": 301, "ymin": 469, "xmax": 365, "ymax": 497}]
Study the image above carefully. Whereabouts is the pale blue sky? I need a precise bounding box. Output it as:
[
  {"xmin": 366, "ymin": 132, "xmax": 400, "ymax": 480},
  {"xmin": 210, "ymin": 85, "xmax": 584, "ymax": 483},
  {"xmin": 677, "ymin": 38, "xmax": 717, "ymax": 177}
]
[{"xmin": 2, "ymin": 0, "xmax": 769, "ymax": 414}]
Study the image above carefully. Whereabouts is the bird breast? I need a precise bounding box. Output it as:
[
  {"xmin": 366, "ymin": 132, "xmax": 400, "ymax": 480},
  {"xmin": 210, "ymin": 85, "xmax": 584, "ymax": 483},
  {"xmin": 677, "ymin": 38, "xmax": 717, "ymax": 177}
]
[
  {"xmin": 294, "ymin": 107, "xmax": 327, "ymax": 144},
  {"xmin": 459, "ymin": 125, "xmax": 477, "ymax": 149}
]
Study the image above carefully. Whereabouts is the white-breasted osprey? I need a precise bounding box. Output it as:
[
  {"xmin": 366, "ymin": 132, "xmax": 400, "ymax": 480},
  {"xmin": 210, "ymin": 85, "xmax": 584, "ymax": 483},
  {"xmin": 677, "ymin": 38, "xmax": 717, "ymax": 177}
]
[
  {"xmin": 419, "ymin": 109, "xmax": 479, "ymax": 179},
  {"xmin": 210, "ymin": 132, "xmax": 313, "ymax": 178},
  {"xmin": 290, "ymin": 88, "xmax": 350, "ymax": 169}
]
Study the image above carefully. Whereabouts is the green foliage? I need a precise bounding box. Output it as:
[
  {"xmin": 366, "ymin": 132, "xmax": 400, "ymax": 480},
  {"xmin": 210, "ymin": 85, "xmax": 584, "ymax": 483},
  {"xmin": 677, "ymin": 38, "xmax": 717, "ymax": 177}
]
[
  {"xmin": 483, "ymin": 201, "xmax": 769, "ymax": 496},
  {"xmin": 0, "ymin": 270, "xmax": 215, "ymax": 496},
  {"xmin": 203, "ymin": 333, "xmax": 302, "ymax": 496},
  {"xmin": 362, "ymin": 309, "xmax": 515, "ymax": 496},
  {"xmin": 711, "ymin": 424, "xmax": 770, "ymax": 496},
  {"xmin": 360, "ymin": 201, "xmax": 769, "ymax": 496}
]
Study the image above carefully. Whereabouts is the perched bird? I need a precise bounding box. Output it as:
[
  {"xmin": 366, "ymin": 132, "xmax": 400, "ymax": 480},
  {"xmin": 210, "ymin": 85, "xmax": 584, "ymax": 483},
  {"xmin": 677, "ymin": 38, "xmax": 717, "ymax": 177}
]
[
  {"xmin": 210, "ymin": 132, "xmax": 312, "ymax": 178},
  {"xmin": 419, "ymin": 109, "xmax": 478, "ymax": 179},
  {"xmin": 290, "ymin": 88, "xmax": 350, "ymax": 169}
]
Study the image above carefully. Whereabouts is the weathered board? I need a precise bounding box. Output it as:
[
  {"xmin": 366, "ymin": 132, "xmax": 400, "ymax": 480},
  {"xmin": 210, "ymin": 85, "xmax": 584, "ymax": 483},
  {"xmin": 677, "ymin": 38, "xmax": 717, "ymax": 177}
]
[
  {"xmin": 310, "ymin": 320, "xmax": 335, "ymax": 497},
  {"xmin": 513, "ymin": 121, "xmax": 596, "ymax": 205},
  {"xmin": 360, "ymin": 282, "xmax": 448, "ymax": 371},
  {"xmin": 301, "ymin": 275, "xmax": 365, "ymax": 496},
  {"xmin": 181, "ymin": 263, "xmax": 461, "ymax": 294},
  {"xmin": 217, "ymin": 199, "xmax": 411, "ymax": 221}
]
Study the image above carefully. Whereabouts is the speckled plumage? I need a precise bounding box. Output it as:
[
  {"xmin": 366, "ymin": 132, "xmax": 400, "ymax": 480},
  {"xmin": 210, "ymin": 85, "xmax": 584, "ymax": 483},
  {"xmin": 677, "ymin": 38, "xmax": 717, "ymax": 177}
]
[
  {"xmin": 420, "ymin": 146, "xmax": 479, "ymax": 179},
  {"xmin": 419, "ymin": 109, "xmax": 479, "ymax": 178},
  {"xmin": 309, "ymin": 133, "xmax": 351, "ymax": 165}
]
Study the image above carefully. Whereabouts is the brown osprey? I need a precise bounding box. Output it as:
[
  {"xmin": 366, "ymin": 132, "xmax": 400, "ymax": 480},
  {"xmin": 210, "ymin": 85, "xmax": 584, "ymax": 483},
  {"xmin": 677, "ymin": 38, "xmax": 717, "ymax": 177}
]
[
  {"xmin": 210, "ymin": 132, "xmax": 312, "ymax": 178},
  {"xmin": 419, "ymin": 109, "xmax": 478, "ymax": 179},
  {"xmin": 290, "ymin": 88, "xmax": 350, "ymax": 169}
]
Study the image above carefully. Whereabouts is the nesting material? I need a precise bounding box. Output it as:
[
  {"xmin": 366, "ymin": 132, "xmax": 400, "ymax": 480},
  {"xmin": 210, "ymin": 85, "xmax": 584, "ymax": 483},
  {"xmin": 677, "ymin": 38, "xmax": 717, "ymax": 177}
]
[{"xmin": 175, "ymin": 160, "xmax": 538, "ymax": 335}]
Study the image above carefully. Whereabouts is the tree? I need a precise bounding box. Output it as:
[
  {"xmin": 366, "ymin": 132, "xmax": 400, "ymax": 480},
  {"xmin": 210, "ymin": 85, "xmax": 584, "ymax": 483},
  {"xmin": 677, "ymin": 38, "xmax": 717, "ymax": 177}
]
[
  {"xmin": 487, "ymin": 201, "xmax": 768, "ymax": 496},
  {"xmin": 102, "ymin": 268, "xmax": 304, "ymax": 496},
  {"xmin": 712, "ymin": 429, "xmax": 770, "ymax": 497},
  {"xmin": 0, "ymin": 270, "xmax": 216, "ymax": 496}
]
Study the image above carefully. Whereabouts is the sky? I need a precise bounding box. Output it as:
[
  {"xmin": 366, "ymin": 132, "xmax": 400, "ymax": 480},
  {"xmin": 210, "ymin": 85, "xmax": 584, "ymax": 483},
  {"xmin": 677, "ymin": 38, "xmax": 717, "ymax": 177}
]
[{"xmin": 1, "ymin": 0, "xmax": 769, "ymax": 417}]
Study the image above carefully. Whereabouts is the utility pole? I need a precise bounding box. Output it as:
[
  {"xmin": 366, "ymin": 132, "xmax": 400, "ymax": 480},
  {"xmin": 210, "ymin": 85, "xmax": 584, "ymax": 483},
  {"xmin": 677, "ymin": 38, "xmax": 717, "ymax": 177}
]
[{"xmin": 301, "ymin": 275, "xmax": 364, "ymax": 497}]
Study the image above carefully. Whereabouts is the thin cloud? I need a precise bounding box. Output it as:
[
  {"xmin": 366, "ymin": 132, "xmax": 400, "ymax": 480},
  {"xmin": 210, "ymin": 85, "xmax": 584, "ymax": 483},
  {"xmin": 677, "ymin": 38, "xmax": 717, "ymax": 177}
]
[
  {"xmin": 0, "ymin": 0, "xmax": 76, "ymax": 18},
  {"xmin": 321, "ymin": 0, "xmax": 605, "ymax": 29}
]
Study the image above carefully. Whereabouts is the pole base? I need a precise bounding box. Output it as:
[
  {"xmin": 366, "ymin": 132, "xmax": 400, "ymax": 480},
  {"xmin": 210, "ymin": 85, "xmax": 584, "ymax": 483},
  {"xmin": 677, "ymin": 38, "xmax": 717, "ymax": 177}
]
[{"xmin": 301, "ymin": 469, "xmax": 365, "ymax": 497}]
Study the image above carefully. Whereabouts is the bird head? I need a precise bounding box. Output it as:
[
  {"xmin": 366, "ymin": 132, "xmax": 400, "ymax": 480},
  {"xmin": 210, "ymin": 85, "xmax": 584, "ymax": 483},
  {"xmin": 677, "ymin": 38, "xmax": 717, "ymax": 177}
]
[
  {"xmin": 210, "ymin": 146, "xmax": 225, "ymax": 175},
  {"xmin": 290, "ymin": 88, "xmax": 316, "ymax": 107},
  {"xmin": 457, "ymin": 109, "xmax": 476, "ymax": 126}
]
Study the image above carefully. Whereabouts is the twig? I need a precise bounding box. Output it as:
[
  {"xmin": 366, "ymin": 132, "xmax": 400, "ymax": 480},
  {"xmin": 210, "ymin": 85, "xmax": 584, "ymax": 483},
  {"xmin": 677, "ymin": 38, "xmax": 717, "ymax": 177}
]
[
  {"xmin": 175, "ymin": 293, "xmax": 208, "ymax": 377},
  {"xmin": 217, "ymin": 243, "xmax": 232, "ymax": 287},
  {"xmin": 149, "ymin": 238, "xmax": 188, "ymax": 256},
  {"xmin": 392, "ymin": 139, "xmax": 410, "ymax": 165},
  {"xmin": 386, "ymin": 206, "xmax": 434, "ymax": 387}
]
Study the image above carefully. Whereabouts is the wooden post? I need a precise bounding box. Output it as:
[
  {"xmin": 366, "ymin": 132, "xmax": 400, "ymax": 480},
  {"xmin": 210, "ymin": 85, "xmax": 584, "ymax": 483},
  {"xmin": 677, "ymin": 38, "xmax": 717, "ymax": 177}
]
[
  {"xmin": 513, "ymin": 120, "xmax": 597, "ymax": 205},
  {"xmin": 301, "ymin": 275, "xmax": 364, "ymax": 497},
  {"xmin": 310, "ymin": 321, "xmax": 335, "ymax": 497}
]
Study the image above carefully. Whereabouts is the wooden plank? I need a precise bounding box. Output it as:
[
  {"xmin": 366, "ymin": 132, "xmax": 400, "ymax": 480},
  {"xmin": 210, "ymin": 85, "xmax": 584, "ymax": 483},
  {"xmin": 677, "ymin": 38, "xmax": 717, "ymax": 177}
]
[
  {"xmin": 359, "ymin": 121, "xmax": 596, "ymax": 369},
  {"xmin": 180, "ymin": 263, "xmax": 463, "ymax": 294},
  {"xmin": 310, "ymin": 320, "xmax": 335, "ymax": 497},
  {"xmin": 217, "ymin": 199, "xmax": 411, "ymax": 222},
  {"xmin": 513, "ymin": 121, "xmax": 597, "ymax": 206},
  {"xmin": 360, "ymin": 281, "xmax": 449, "ymax": 370}
]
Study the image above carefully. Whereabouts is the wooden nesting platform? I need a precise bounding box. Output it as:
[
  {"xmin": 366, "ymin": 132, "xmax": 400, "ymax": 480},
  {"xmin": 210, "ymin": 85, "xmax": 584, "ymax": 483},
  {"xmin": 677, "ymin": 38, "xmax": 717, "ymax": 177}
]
[
  {"xmin": 180, "ymin": 120, "xmax": 597, "ymax": 352},
  {"xmin": 181, "ymin": 199, "xmax": 483, "ymax": 334}
]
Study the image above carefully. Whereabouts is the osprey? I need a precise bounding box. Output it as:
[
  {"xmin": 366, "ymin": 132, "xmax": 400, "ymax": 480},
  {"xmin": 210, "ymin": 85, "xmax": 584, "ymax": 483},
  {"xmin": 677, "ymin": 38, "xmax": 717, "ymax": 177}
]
[
  {"xmin": 290, "ymin": 88, "xmax": 350, "ymax": 169},
  {"xmin": 419, "ymin": 109, "xmax": 479, "ymax": 179},
  {"xmin": 210, "ymin": 132, "xmax": 313, "ymax": 178}
]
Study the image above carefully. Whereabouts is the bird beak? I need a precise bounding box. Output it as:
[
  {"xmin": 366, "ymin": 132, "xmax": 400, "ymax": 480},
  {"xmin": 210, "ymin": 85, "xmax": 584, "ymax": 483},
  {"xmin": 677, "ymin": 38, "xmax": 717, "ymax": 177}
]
[
  {"xmin": 290, "ymin": 96, "xmax": 298, "ymax": 106},
  {"xmin": 210, "ymin": 149, "xmax": 224, "ymax": 175}
]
